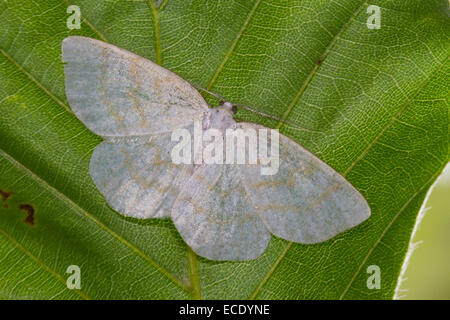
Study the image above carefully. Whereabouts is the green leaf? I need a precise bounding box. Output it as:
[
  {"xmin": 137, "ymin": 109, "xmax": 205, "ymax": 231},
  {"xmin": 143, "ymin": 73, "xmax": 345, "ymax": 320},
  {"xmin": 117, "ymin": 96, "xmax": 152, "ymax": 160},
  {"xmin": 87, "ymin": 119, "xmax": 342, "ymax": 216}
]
[{"xmin": 0, "ymin": 0, "xmax": 448, "ymax": 299}]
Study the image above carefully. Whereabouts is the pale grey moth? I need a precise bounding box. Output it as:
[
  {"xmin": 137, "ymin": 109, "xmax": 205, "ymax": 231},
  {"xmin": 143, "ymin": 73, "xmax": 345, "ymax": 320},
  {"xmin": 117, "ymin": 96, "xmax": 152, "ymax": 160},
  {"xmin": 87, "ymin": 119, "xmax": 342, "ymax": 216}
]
[{"xmin": 62, "ymin": 36, "xmax": 370, "ymax": 261}]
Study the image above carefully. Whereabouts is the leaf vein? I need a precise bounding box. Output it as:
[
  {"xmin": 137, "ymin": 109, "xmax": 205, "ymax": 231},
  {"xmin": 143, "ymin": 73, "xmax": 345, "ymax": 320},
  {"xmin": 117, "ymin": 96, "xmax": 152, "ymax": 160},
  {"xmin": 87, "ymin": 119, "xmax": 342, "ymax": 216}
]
[
  {"xmin": 0, "ymin": 147, "xmax": 189, "ymax": 294},
  {"xmin": 0, "ymin": 228, "xmax": 90, "ymax": 300},
  {"xmin": 207, "ymin": 0, "xmax": 262, "ymax": 90},
  {"xmin": 276, "ymin": 0, "xmax": 368, "ymax": 129}
]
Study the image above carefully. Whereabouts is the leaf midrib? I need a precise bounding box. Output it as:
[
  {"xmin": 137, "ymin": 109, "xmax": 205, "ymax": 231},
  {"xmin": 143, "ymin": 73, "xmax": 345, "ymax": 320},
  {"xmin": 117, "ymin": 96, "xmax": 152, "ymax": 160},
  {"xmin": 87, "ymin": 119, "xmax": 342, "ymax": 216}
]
[{"xmin": 141, "ymin": 0, "xmax": 201, "ymax": 298}]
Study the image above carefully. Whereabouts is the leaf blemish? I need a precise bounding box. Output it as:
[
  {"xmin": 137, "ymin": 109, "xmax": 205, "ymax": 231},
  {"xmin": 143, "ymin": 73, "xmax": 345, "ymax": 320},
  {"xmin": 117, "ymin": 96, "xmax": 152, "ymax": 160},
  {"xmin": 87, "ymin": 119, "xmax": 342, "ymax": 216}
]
[
  {"xmin": 0, "ymin": 189, "xmax": 12, "ymax": 202},
  {"xmin": 19, "ymin": 204, "xmax": 35, "ymax": 227}
]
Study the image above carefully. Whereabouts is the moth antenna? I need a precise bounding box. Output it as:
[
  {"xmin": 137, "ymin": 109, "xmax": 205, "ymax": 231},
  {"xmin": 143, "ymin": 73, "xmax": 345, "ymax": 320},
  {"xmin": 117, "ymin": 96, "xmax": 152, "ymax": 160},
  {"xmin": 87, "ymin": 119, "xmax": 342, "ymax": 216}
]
[
  {"xmin": 233, "ymin": 102, "xmax": 313, "ymax": 132},
  {"xmin": 195, "ymin": 86, "xmax": 227, "ymax": 102},
  {"xmin": 194, "ymin": 86, "xmax": 312, "ymax": 132}
]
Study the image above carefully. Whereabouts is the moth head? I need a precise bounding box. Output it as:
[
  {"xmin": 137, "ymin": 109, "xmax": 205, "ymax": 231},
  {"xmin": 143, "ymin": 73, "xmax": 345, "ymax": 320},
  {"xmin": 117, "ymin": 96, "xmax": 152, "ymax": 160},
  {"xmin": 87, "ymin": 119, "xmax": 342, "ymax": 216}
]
[
  {"xmin": 220, "ymin": 101, "xmax": 238, "ymax": 115},
  {"xmin": 205, "ymin": 101, "xmax": 237, "ymax": 131}
]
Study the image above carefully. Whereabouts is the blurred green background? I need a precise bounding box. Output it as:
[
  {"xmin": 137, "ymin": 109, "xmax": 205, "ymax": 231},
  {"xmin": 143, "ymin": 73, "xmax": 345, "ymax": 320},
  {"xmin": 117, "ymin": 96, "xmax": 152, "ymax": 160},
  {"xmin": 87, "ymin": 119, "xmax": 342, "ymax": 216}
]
[{"xmin": 398, "ymin": 163, "xmax": 450, "ymax": 300}]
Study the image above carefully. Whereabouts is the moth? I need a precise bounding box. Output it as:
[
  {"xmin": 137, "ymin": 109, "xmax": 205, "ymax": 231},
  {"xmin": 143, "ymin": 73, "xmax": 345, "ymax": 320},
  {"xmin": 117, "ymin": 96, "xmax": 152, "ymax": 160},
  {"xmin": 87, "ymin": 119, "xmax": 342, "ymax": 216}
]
[{"xmin": 62, "ymin": 36, "xmax": 370, "ymax": 261}]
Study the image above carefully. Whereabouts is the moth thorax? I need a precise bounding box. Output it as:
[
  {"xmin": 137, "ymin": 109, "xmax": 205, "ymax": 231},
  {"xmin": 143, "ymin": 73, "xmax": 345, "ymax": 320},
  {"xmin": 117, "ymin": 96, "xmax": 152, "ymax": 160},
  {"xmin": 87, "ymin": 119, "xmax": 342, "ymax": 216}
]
[{"xmin": 203, "ymin": 104, "xmax": 236, "ymax": 132}]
